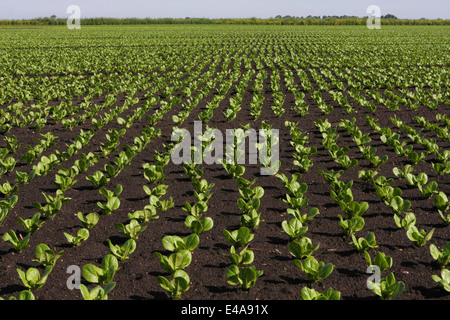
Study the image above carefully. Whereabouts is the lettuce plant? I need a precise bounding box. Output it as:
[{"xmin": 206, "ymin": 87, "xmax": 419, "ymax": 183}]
[
  {"xmin": 301, "ymin": 287, "xmax": 340, "ymax": 300},
  {"xmin": 350, "ymin": 232, "xmax": 378, "ymax": 253},
  {"xmin": 282, "ymin": 218, "xmax": 308, "ymax": 240},
  {"xmin": 86, "ymin": 171, "xmax": 110, "ymax": 188},
  {"xmin": 3, "ymin": 230, "xmax": 31, "ymax": 252},
  {"xmin": 288, "ymin": 236, "xmax": 320, "ymax": 259},
  {"xmin": 294, "ymin": 256, "xmax": 334, "ymax": 282},
  {"xmin": 17, "ymin": 212, "xmax": 45, "ymax": 234},
  {"xmin": 185, "ymin": 215, "xmax": 213, "ymax": 235},
  {"xmin": 376, "ymin": 185, "xmax": 402, "ymax": 205},
  {"xmin": 162, "ymin": 234, "xmax": 199, "ymax": 253},
  {"xmin": 80, "ymin": 282, "xmax": 116, "ymax": 300},
  {"xmin": 226, "ymin": 245, "xmax": 255, "ymax": 267},
  {"xmin": 240, "ymin": 209, "xmax": 261, "ymax": 230},
  {"xmin": 156, "ymin": 197, "xmax": 174, "ymax": 212},
  {"xmin": 115, "ymin": 219, "xmax": 147, "ymax": 240},
  {"xmin": 389, "ymin": 196, "xmax": 411, "ymax": 216},
  {"xmin": 223, "ymin": 227, "xmax": 254, "ymax": 247},
  {"xmin": 64, "ymin": 228, "xmax": 89, "ymax": 247},
  {"xmin": 54, "ymin": 173, "xmax": 78, "ymax": 192},
  {"xmin": 17, "ymin": 266, "xmax": 53, "ymax": 290},
  {"xmin": 393, "ymin": 212, "xmax": 416, "ymax": 230},
  {"xmin": 430, "ymin": 241, "xmax": 450, "ymax": 266},
  {"xmin": 0, "ymin": 208, "xmax": 8, "ymax": 225},
  {"xmin": 0, "ymin": 290, "xmax": 35, "ymax": 300},
  {"xmin": 0, "ymin": 194, "xmax": 18, "ymax": 210},
  {"xmin": 435, "ymin": 191, "xmax": 450, "ymax": 217},
  {"xmin": 226, "ymin": 265, "xmax": 263, "ymax": 290},
  {"xmin": 32, "ymin": 243, "xmax": 64, "ymax": 267},
  {"xmin": 77, "ymin": 212, "xmax": 100, "ymax": 229},
  {"xmin": 128, "ymin": 205, "xmax": 158, "ymax": 223},
  {"xmin": 155, "ymin": 250, "xmax": 192, "ymax": 274},
  {"xmin": 421, "ymin": 181, "xmax": 439, "ymax": 199},
  {"xmin": 82, "ymin": 254, "xmax": 120, "ymax": 284},
  {"xmin": 143, "ymin": 163, "xmax": 165, "ymax": 184},
  {"xmin": 0, "ymin": 181, "xmax": 19, "ymax": 197},
  {"xmin": 286, "ymin": 207, "xmax": 319, "ymax": 224},
  {"xmin": 364, "ymin": 251, "xmax": 393, "ymax": 273},
  {"xmin": 406, "ymin": 225, "xmax": 435, "ymax": 247},
  {"xmin": 107, "ymin": 238, "xmax": 136, "ymax": 261},
  {"xmin": 157, "ymin": 270, "xmax": 190, "ymax": 299},
  {"xmin": 431, "ymin": 269, "xmax": 450, "ymax": 292},
  {"xmin": 338, "ymin": 215, "xmax": 364, "ymax": 237},
  {"xmin": 368, "ymin": 272, "xmax": 405, "ymax": 300},
  {"xmin": 97, "ymin": 197, "xmax": 120, "ymax": 215}
]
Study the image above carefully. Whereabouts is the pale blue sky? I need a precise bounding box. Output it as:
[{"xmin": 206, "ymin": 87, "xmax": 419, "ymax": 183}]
[{"xmin": 1, "ymin": 0, "xmax": 449, "ymax": 19}]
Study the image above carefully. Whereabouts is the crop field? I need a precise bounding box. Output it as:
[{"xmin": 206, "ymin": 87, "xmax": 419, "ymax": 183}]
[{"xmin": 0, "ymin": 24, "xmax": 449, "ymax": 301}]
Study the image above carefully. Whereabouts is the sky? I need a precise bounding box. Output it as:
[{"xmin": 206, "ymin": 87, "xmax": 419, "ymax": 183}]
[{"xmin": 1, "ymin": 0, "xmax": 449, "ymax": 20}]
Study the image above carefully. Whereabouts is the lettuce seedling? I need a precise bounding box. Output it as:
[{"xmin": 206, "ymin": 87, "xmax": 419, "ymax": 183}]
[
  {"xmin": 0, "ymin": 208, "xmax": 8, "ymax": 225},
  {"xmin": 350, "ymin": 232, "xmax": 378, "ymax": 253},
  {"xmin": 162, "ymin": 234, "xmax": 199, "ymax": 253},
  {"xmin": 368, "ymin": 272, "xmax": 405, "ymax": 300},
  {"xmin": 431, "ymin": 269, "xmax": 450, "ymax": 292},
  {"xmin": 358, "ymin": 169, "xmax": 379, "ymax": 184},
  {"xmin": 288, "ymin": 237, "xmax": 320, "ymax": 259},
  {"xmin": 0, "ymin": 181, "xmax": 19, "ymax": 197},
  {"xmin": 54, "ymin": 173, "xmax": 78, "ymax": 192},
  {"xmin": 143, "ymin": 164, "xmax": 165, "ymax": 184},
  {"xmin": 376, "ymin": 185, "xmax": 402, "ymax": 205},
  {"xmin": 226, "ymin": 245, "xmax": 255, "ymax": 267},
  {"xmin": 435, "ymin": 191, "xmax": 450, "ymax": 215},
  {"xmin": 157, "ymin": 270, "xmax": 190, "ymax": 299},
  {"xmin": 389, "ymin": 196, "xmax": 411, "ymax": 215},
  {"xmin": 185, "ymin": 215, "xmax": 213, "ymax": 235},
  {"xmin": 338, "ymin": 215, "xmax": 364, "ymax": 237},
  {"xmin": 128, "ymin": 205, "xmax": 158, "ymax": 223},
  {"xmin": 406, "ymin": 225, "xmax": 435, "ymax": 247},
  {"xmin": 155, "ymin": 250, "xmax": 192, "ymax": 274},
  {"xmin": 223, "ymin": 227, "xmax": 254, "ymax": 247},
  {"xmin": 282, "ymin": 218, "xmax": 308, "ymax": 240},
  {"xmin": 226, "ymin": 265, "xmax": 263, "ymax": 290},
  {"xmin": 17, "ymin": 212, "xmax": 44, "ymax": 234},
  {"xmin": 64, "ymin": 228, "xmax": 89, "ymax": 247},
  {"xmin": 86, "ymin": 171, "xmax": 110, "ymax": 188},
  {"xmin": 32, "ymin": 243, "xmax": 64, "ymax": 267},
  {"xmin": 115, "ymin": 219, "xmax": 147, "ymax": 240},
  {"xmin": 0, "ymin": 290, "xmax": 35, "ymax": 300},
  {"xmin": 240, "ymin": 209, "xmax": 262, "ymax": 230},
  {"xmin": 80, "ymin": 282, "xmax": 116, "ymax": 300},
  {"xmin": 77, "ymin": 212, "xmax": 100, "ymax": 229},
  {"xmin": 97, "ymin": 197, "xmax": 120, "ymax": 215},
  {"xmin": 294, "ymin": 256, "xmax": 334, "ymax": 282},
  {"xmin": 156, "ymin": 197, "xmax": 174, "ymax": 212},
  {"xmin": 286, "ymin": 207, "xmax": 319, "ymax": 224},
  {"xmin": 430, "ymin": 241, "xmax": 450, "ymax": 266},
  {"xmin": 17, "ymin": 266, "xmax": 53, "ymax": 290},
  {"xmin": 364, "ymin": 251, "xmax": 393, "ymax": 273},
  {"xmin": 393, "ymin": 212, "xmax": 416, "ymax": 230},
  {"xmin": 3, "ymin": 230, "xmax": 31, "ymax": 252},
  {"xmin": 107, "ymin": 238, "xmax": 136, "ymax": 261},
  {"xmin": 0, "ymin": 194, "xmax": 18, "ymax": 210},
  {"xmin": 301, "ymin": 287, "xmax": 340, "ymax": 300},
  {"xmin": 341, "ymin": 201, "xmax": 369, "ymax": 218},
  {"xmin": 82, "ymin": 254, "xmax": 120, "ymax": 284},
  {"xmin": 421, "ymin": 181, "xmax": 439, "ymax": 199}
]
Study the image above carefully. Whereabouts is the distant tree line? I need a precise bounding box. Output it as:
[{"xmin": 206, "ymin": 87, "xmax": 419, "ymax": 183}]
[{"xmin": 1, "ymin": 16, "xmax": 449, "ymax": 26}]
